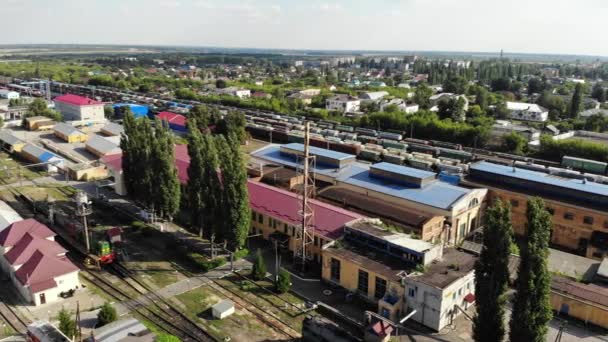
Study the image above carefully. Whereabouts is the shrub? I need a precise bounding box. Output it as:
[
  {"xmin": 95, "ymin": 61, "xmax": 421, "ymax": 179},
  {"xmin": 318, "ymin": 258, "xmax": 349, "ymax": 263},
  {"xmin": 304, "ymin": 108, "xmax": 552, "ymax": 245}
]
[
  {"xmin": 97, "ymin": 302, "xmax": 117, "ymax": 327},
  {"xmin": 156, "ymin": 334, "xmax": 181, "ymax": 342},
  {"xmin": 188, "ymin": 253, "xmax": 226, "ymax": 272},
  {"xmin": 251, "ymin": 249, "xmax": 267, "ymax": 281},
  {"xmin": 276, "ymin": 269, "xmax": 291, "ymax": 293},
  {"xmin": 57, "ymin": 308, "xmax": 75, "ymax": 338},
  {"xmin": 233, "ymin": 248, "xmax": 249, "ymax": 260}
]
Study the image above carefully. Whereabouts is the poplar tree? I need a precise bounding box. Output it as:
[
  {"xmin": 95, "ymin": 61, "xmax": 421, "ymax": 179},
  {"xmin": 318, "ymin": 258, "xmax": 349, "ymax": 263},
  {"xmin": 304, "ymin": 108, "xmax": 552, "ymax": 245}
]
[
  {"xmin": 570, "ymin": 83, "xmax": 584, "ymax": 118},
  {"xmin": 152, "ymin": 119, "xmax": 181, "ymax": 220},
  {"xmin": 509, "ymin": 197, "xmax": 553, "ymax": 342},
  {"xmin": 186, "ymin": 119, "xmax": 206, "ymax": 237},
  {"xmin": 200, "ymin": 134, "xmax": 222, "ymax": 239},
  {"xmin": 473, "ymin": 199, "xmax": 513, "ymax": 342},
  {"xmin": 216, "ymin": 134, "xmax": 250, "ymax": 250}
]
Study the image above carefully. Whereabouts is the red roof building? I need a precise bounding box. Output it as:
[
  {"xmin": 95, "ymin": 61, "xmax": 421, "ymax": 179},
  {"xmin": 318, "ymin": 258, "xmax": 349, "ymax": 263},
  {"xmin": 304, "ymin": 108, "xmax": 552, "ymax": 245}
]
[
  {"xmin": 54, "ymin": 94, "xmax": 102, "ymax": 106},
  {"xmin": 0, "ymin": 219, "xmax": 80, "ymax": 306},
  {"xmin": 157, "ymin": 112, "xmax": 187, "ymax": 130},
  {"xmin": 0, "ymin": 218, "xmax": 55, "ymax": 248},
  {"xmin": 247, "ymin": 180, "xmax": 365, "ymax": 240}
]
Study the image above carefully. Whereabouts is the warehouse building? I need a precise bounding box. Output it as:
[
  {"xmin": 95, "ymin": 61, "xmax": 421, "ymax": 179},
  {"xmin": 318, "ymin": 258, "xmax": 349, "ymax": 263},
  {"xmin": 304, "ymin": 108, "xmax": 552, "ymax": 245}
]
[
  {"xmin": 85, "ymin": 134, "xmax": 121, "ymax": 157},
  {"xmin": 100, "ymin": 122, "xmax": 124, "ymax": 137},
  {"xmin": 157, "ymin": 111, "xmax": 187, "ymax": 132},
  {"xmin": 53, "ymin": 122, "xmax": 88, "ymax": 143},
  {"xmin": 112, "ymin": 103, "xmax": 149, "ymax": 119},
  {"xmin": 20, "ymin": 144, "xmax": 64, "ymax": 172},
  {"xmin": 465, "ymin": 161, "xmax": 608, "ymax": 260},
  {"xmin": 321, "ymin": 219, "xmax": 476, "ymax": 331},
  {"xmin": 25, "ymin": 116, "xmax": 55, "ymax": 131},
  {"xmin": 249, "ymin": 180, "xmax": 365, "ymax": 262},
  {"xmin": 53, "ymin": 93, "xmax": 105, "ymax": 124},
  {"xmin": 251, "ymin": 144, "xmax": 486, "ymax": 244},
  {"xmin": 0, "ymin": 219, "xmax": 80, "ymax": 306},
  {"xmin": 0, "ymin": 131, "xmax": 25, "ymax": 153}
]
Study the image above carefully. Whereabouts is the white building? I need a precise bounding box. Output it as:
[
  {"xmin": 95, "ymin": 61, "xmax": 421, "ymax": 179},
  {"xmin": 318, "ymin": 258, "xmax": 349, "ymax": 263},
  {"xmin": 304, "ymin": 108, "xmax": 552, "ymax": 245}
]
[
  {"xmin": 0, "ymin": 200, "xmax": 23, "ymax": 232},
  {"xmin": 0, "ymin": 219, "xmax": 80, "ymax": 306},
  {"xmin": 0, "ymin": 89, "xmax": 20, "ymax": 100},
  {"xmin": 379, "ymin": 99, "xmax": 419, "ymax": 114},
  {"xmin": 402, "ymin": 248, "xmax": 476, "ymax": 331},
  {"xmin": 506, "ymin": 101, "xmax": 549, "ymax": 122},
  {"xmin": 326, "ymin": 95, "xmax": 361, "ymax": 113},
  {"xmin": 53, "ymin": 93, "xmax": 105, "ymax": 124},
  {"xmin": 220, "ymin": 87, "xmax": 251, "ymax": 99}
]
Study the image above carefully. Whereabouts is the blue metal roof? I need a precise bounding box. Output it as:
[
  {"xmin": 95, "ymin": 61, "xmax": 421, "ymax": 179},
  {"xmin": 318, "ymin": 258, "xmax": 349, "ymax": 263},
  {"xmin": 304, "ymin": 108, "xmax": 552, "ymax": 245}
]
[
  {"xmin": 471, "ymin": 161, "xmax": 608, "ymax": 197},
  {"xmin": 371, "ymin": 162, "xmax": 436, "ymax": 179},
  {"xmin": 39, "ymin": 151, "xmax": 59, "ymax": 163},
  {"xmin": 337, "ymin": 166, "xmax": 471, "ymax": 210},
  {"xmin": 282, "ymin": 143, "xmax": 355, "ymax": 161}
]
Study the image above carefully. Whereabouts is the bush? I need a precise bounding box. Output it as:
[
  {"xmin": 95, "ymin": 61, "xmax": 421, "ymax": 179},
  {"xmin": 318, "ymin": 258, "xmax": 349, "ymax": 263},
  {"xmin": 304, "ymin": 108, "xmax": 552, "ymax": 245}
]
[
  {"xmin": 188, "ymin": 253, "xmax": 226, "ymax": 272},
  {"xmin": 156, "ymin": 334, "xmax": 182, "ymax": 342},
  {"xmin": 233, "ymin": 248, "xmax": 249, "ymax": 260},
  {"xmin": 97, "ymin": 302, "xmax": 117, "ymax": 327},
  {"xmin": 131, "ymin": 220, "xmax": 147, "ymax": 231},
  {"xmin": 251, "ymin": 249, "xmax": 267, "ymax": 281},
  {"xmin": 57, "ymin": 308, "xmax": 75, "ymax": 338},
  {"xmin": 275, "ymin": 268, "xmax": 291, "ymax": 293}
]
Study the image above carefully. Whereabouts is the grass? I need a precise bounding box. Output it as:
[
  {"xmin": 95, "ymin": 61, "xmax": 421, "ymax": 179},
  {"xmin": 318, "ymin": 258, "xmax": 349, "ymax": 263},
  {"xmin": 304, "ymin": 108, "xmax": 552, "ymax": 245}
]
[
  {"xmin": 16, "ymin": 185, "xmax": 77, "ymax": 201},
  {"xmin": 0, "ymin": 153, "xmax": 45, "ymax": 183},
  {"xmin": 175, "ymin": 287, "xmax": 213, "ymax": 317},
  {"xmin": 141, "ymin": 269, "xmax": 179, "ymax": 289}
]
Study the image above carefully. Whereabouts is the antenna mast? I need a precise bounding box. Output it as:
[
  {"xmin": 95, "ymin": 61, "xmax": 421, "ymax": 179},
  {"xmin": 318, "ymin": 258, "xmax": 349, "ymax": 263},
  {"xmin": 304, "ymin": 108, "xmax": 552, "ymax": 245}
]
[{"xmin": 297, "ymin": 122, "xmax": 315, "ymax": 272}]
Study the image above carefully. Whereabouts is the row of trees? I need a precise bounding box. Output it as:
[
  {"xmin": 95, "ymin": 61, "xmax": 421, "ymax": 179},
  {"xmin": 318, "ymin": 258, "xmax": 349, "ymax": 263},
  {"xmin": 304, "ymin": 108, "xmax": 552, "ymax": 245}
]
[
  {"xmin": 120, "ymin": 110, "xmax": 181, "ymax": 220},
  {"xmin": 186, "ymin": 118, "xmax": 250, "ymax": 251},
  {"xmin": 473, "ymin": 198, "xmax": 552, "ymax": 342}
]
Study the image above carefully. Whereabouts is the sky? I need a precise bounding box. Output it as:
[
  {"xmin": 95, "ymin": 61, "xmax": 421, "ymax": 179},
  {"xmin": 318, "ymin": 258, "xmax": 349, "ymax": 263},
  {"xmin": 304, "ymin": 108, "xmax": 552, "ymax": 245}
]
[{"xmin": 1, "ymin": 0, "xmax": 607, "ymax": 56}]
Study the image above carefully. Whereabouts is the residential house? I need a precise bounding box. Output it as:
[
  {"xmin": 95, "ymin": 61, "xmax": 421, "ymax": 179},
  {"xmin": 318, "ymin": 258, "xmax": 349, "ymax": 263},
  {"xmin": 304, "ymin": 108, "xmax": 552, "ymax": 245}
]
[
  {"xmin": 326, "ymin": 95, "xmax": 361, "ymax": 113},
  {"xmin": 506, "ymin": 101, "xmax": 549, "ymax": 122},
  {"xmin": 379, "ymin": 99, "xmax": 419, "ymax": 114}
]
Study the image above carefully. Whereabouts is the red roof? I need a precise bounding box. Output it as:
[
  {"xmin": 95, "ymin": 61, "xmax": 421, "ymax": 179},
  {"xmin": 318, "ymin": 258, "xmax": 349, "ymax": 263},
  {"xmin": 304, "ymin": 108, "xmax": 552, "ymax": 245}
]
[
  {"xmin": 157, "ymin": 112, "xmax": 187, "ymax": 127},
  {"xmin": 14, "ymin": 250, "xmax": 78, "ymax": 292},
  {"xmin": 247, "ymin": 181, "xmax": 365, "ymax": 240},
  {"xmin": 0, "ymin": 219, "xmax": 55, "ymax": 248},
  {"xmin": 4, "ymin": 233, "xmax": 66, "ymax": 266},
  {"xmin": 54, "ymin": 93, "xmax": 102, "ymax": 106},
  {"xmin": 102, "ymin": 144, "xmax": 191, "ymax": 184}
]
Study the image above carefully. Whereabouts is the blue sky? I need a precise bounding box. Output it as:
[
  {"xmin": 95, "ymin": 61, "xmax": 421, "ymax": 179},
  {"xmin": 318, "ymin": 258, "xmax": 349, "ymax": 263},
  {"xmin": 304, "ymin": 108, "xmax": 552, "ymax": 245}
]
[{"xmin": 1, "ymin": 0, "xmax": 607, "ymax": 56}]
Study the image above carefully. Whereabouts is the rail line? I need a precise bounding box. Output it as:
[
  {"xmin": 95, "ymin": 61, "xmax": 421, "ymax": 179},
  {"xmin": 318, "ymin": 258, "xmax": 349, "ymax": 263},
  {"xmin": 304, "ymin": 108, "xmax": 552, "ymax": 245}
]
[{"xmin": 0, "ymin": 301, "xmax": 28, "ymax": 334}]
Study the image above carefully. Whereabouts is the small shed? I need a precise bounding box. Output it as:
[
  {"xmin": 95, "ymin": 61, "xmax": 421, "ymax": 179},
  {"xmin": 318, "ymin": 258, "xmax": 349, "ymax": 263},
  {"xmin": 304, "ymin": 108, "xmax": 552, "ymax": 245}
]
[
  {"xmin": 25, "ymin": 116, "xmax": 55, "ymax": 131},
  {"xmin": 212, "ymin": 299, "xmax": 235, "ymax": 319},
  {"xmin": 0, "ymin": 131, "xmax": 25, "ymax": 153},
  {"xmin": 53, "ymin": 122, "xmax": 88, "ymax": 143}
]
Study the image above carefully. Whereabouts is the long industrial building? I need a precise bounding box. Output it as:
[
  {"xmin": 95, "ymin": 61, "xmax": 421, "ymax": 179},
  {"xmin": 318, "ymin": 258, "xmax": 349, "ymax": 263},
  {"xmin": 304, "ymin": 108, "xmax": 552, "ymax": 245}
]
[
  {"xmin": 251, "ymin": 143, "xmax": 487, "ymax": 244},
  {"xmin": 465, "ymin": 161, "xmax": 608, "ymax": 260}
]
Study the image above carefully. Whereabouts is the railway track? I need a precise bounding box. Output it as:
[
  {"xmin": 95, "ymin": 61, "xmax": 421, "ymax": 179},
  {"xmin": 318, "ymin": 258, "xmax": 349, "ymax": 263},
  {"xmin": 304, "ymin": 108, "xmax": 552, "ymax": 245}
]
[
  {"xmin": 108, "ymin": 263, "xmax": 216, "ymax": 342},
  {"xmin": 81, "ymin": 267, "xmax": 215, "ymax": 342},
  {"xmin": 0, "ymin": 301, "xmax": 28, "ymax": 334},
  {"xmin": 205, "ymin": 279, "xmax": 301, "ymax": 340}
]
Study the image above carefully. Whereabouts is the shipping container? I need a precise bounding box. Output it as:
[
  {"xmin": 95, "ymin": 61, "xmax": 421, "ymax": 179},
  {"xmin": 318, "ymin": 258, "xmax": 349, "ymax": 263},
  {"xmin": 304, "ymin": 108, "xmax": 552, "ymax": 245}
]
[
  {"xmin": 379, "ymin": 131, "xmax": 403, "ymax": 141},
  {"xmin": 383, "ymin": 154, "xmax": 406, "ymax": 165},
  {"xmin": 360, "ymin": 149, "xmax": 382, "ymax": 162},
  {"xmin": 561, "ymin": 156, "xmax": 607, "ymax": 175},
  {"xmin": 381, "ymin": 140, "xmax": 408, "ymax": 150},
  {"xmin": 407, "ymin": 158, "xmax": 434, "ymax": 170}
]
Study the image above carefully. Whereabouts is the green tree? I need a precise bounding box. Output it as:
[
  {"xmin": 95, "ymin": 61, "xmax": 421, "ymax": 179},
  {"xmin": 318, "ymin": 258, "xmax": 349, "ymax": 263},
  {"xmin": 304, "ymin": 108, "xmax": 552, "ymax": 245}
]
[
  {"xmin": 591, "ymin": 83, "xmax": 606, "ymax": 102},
  {"xmin": 186, "ymin": 119, "xmax": 207, "ymax": 237},
  {"xmin": 251, "ymin": 249, "xmax": 267, "ymax": 281},
  {"xmin": 151, "ymin": 119, "xmax": 181, "ymax": 219},
  {"xmin": 57, "ymin": 308, "xmax": 76, "ymax": 338},
  {"xmin": 443, "ymin": 76, "xmax": 468, "ymax": 94},
  {"xmin": 501, "ymin": 132, "xmax": 527, "ymax": 155},
  {"xmin": 156, "ymin": 334, "xmax": 182, "ymax": 342},
  {"xmin": 414, "ymin": 82, "xmax": 433, "ymax": 109},
  {"xmin": 276, "ymin": 268, "xmax": 291, "ymax": 293},
  {"xmin": 473, "ymin": 200, "xmax": 513, "ymax": 342},
  {"xmin": 509, "ymin": 198, "xmax": 553, "ymax": 342},
  {"xmin": 569, "ymin": 83, "xmax": 584, "ymax": 118},
  {"xmin": 217, "ymin": 111, "xmax": 247, "ymax": 144},
  {"xmin": 26, "ymin": 98, "xmax": 62, "ymax": 122},
  {"xmin": 215, "ymin": 79, "xmax": 227, "ymax": 89},
  {"xmin": 97, "ymin": 302, "xmax": 118, "ymax": 327}
]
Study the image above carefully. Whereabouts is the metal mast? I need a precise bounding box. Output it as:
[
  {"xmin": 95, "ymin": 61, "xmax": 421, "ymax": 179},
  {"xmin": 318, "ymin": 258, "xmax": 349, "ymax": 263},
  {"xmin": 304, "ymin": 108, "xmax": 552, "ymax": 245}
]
[{"xmin": 297, "ymin": 121, "xmax": 315, "ymax": 271}]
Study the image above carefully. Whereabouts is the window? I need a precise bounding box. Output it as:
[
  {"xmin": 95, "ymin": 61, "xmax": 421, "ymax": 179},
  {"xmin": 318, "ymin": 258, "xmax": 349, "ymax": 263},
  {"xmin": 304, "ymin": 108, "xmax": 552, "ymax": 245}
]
[
  {"xmin": 358, "ymin": 270, "xmax": 369, "ymax": 295},
  {"xmin": 284, "ymin": 223, "xmax": 288, "ymax": 234},
  {"xmin": 375, "ymin": 277, "xmax": 387, "ymax": 299},
  {"xmin": 564, "ymin": 213, "xmax": 574, "ymax": 220},
  {"xmin": 314, "ymin": 236, "xmax": 319, "ymax": 246},
  {"xmin": 546, "ymin": 207, "xmax": 555, "ymax": 216},
  {"xmin": 330, "ymin": 258, "xmax": 341, "ymax": 282},
  {"xmin": 458, "ymin": 288, "xmax": 462, "ymax": 296},
  {"xmin": 583, "ymin": 216, "xmax": 594, "ymax": 225},
  {"xmin": 452, "ymin": 292, "xmax": 456, "ymax": 300},
  {"xmin": 604, "ymin": 221, "xmax": 608, "ymax": 229},
  {"xmin": 251, "ymin": 211, "xmax": 256, "ymax": 221},
  {"xmin": 510, "ymin": 199, "xmax": 519, "ymax": 208},
  {"xmin": 468, "ymin": 198, "xmax": 479, "ymax": 209},
  {"xmin": 258, "ymin": 214, "xmax": 263, "ymax": 224},
  {"xmin": 408, "ymin": 288, "xmax": 416, "ymax": 298}
]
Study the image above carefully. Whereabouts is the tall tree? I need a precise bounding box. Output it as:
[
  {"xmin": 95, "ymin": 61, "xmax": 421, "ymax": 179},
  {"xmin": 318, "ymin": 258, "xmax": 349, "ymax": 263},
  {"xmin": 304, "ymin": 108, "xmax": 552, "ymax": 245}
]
[
  {"xmin": 569, "ymin": 83, "xmax": 584, "ymax": 118},
  {"xmin": 216, "ymin": 134, "xmax": 250, "ymax": 250},
  {"xmin": 57, "ymin": 308, "xmax": 76, "ymax": 339},
  {"xmin": 509, "ymin": 197, "xmax": 553, "ymax": 342},
  {"xmin": 151, "ymin": 119, "xmax": 181, "ymax": 219},
  {"xmin": 473, "ymin": 200, "xmax": 513, "ymax": 342},
  {"xmin": 414, "ymin": 82, "xmax": 433, "ymax": 109},
  {"xmin": 187, "ymin": 119, "xmax": 206, "ymax": 237},
  {"xmin": 591, "ymin": 83, "xmax": 606, "ymax": 103}
]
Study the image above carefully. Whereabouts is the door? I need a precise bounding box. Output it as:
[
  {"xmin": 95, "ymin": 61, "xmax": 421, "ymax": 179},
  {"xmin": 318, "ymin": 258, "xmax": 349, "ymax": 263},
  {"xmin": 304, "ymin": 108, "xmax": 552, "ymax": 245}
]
[
  {"xmin": 39, "ymin": 293, "xmax": 46, "ymax": 305},
  {"xmin": 560, "ymin": 303, "xmax": 569, "ymax": 315}
]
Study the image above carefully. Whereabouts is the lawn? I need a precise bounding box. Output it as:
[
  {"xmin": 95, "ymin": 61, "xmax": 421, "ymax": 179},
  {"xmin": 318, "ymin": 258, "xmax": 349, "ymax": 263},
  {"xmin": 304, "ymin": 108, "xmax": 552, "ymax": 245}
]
[{"xmin": 0, "ymin": 153, "xmax": 44, "ymax": 183}]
